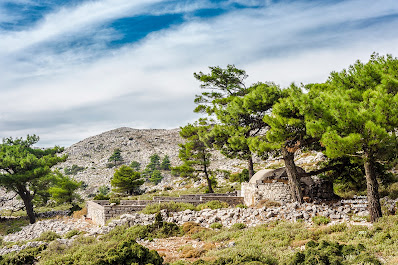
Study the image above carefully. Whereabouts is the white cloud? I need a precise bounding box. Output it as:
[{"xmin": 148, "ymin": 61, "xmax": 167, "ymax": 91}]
[
  {"xmin": 0, "ymin": 0, "xmax": 165, "ymax": 53},
  {"xmin": 1, "ymin": 0, "xmax": 398, "ymax": 146}
]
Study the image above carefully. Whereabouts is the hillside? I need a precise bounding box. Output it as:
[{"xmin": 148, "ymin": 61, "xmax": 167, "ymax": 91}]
[{"xmin": 56, "ymin": 127, "xmax": 245, "ymax": 194}]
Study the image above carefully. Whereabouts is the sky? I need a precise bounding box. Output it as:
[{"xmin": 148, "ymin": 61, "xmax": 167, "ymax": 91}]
[{"xmin": 1, "ymin": 0, "xmax": 398, "ymax": 147}]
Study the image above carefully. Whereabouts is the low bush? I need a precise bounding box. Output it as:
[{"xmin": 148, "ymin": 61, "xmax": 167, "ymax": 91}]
[
  {"xmin": 36, "ymin": 231, "xmax": 61, "ymax": 242},
  {"xmin": 210, "ymin": 223, "xmax": 223, "ymax": 229},
  {"xmin": 229, "ymin": 169, "xmax": 250, "ymax": 183},
  {"xmin": 64, "ymin": 164, "xmax": 85, "ymax": 175},
  {"xmin": 182, "ymin": 222, "xmax": 208, "ymax": 235},
  {"xmin": 141, "ymin": 201, "xmax": 196, "ymax": 214},
  {"xmin": 231, "ymin": 223, "xmax": 246, "ymax": 230},
  {"xmin": 93, "ymin": 193, "xmax": 110, "ymax": 200},
  {"xmin": 179, "ymin": 245, "xmax": 204, "ymax": 258},
  {"xmin": 40, "ymin": 237, "xmax": 163, "ymax": 265},
  {"xmin": 0, "ymin": 218, "xmax": 29, "ymax": 235},
  {"xmin": 0, "ymin": 245, "xmax": 46, "ymax": 265},
  {"xmin": 287, "ymin": 240, "xmax": 381, "ymax": 265},
  {"xmin": 256, "ymin": 199, "xmax": 281, "ymax": 208},
  {"xmin": 64, "ymin": 229, "xmax": 81, "ymax": 239},
  {"xmin": 196, "ymin": 200, "xmax": 229, "ymax": 210},
  {"xmin": 109, "ymin": 197, "xmax": 120, "ymax": 205},
  {"xmin": 312, "ymin": 216, "xmax": 331, "ymax": 226},
  {"xmin": 329, "ymin": 222, "xmax": 347, "ymax": 233}
]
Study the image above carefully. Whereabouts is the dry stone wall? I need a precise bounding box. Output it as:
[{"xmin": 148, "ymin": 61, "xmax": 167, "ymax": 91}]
[
  {"xmin": 87, "ymin": 194, "xmax": 244, "ymax": 225},
  {"xmin": 241, "ymin": 182, "xmax": 292, "ymax": 206}
]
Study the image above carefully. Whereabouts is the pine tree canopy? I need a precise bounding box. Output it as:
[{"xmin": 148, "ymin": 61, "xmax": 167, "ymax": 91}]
[{"xmin": 0, "ymin": 135, "xmax": 67, "ymax": 223}]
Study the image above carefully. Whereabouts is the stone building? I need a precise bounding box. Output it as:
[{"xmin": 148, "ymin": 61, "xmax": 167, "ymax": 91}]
[{"xmin": 241, "ymin": 167, "xmax": 335, "ymax": 206}]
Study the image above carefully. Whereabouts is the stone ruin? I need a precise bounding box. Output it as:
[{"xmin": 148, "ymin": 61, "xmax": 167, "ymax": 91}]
[
  {"xmin": 86, "ymin": 167, "xmax": 337, "ymax": 225},
  {"xmin": 87, "ymin": 192, "xmax": 244, "ymax": 225},
  {"xmin": 241, "ymin": 167, "xmax": 336, "ymax": 206}
]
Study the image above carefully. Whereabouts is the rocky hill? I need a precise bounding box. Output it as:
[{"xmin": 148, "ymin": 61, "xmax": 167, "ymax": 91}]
[{"xmin": 57, "ymin": 127, "xmax": 244, "ymax": 194}]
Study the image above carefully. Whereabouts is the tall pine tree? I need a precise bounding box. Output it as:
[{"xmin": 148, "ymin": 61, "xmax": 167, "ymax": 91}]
[{"xmin": 302, "ymin": 54, "xmax": 398, "ymax": 222}]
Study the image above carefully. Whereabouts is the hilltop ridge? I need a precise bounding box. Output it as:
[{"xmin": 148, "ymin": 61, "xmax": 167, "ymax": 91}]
[{"xmin": 57, "ymin": 127, "xmax": 243, "ymax": 194}]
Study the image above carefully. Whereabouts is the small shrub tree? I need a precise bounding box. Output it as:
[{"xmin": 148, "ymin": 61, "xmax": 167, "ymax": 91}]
[
  {"xmin": 64, "ymin": 164, "xmax": 85, "ymax": 175},
  {"xmin": 48, "ymin": 172, "xmax": 82, "ymax": 205},
  {"xmin": 149, "ymin": 170, "xmax": 163, "ymax": 184},
  {"xmin": 111, "ymin": 165, "xmax": 144, "ymax": 195},
  {"xmin": 160, "ymin": 155, "xmax": 171, "ymax": 170},
  {"xmin": 108, "ymin": 148, "xmax": 123, "ymax": 167},
  {"xmin": 130, "ymin": 161, "xmax": 141, "ymax": 171}
]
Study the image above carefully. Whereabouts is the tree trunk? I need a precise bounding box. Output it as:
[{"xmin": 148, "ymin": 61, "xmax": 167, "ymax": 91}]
[
  {"xmin": 363, "ymin": 152, "xmax": 382, "ymax": 222},
  {"xmin": 282, "ymin": 147, "xmax": 303, "ymax": 204},
  {"xmin": 17, "ymin": 185, "xmax": 36, "ymax": 224},
  {"xmin": 203, "ymin": 163, "xmax": 214, "ymax": 193},
  {"xmin": 247, "ymin": 155, "xmax": 254, "ymax": 179}
]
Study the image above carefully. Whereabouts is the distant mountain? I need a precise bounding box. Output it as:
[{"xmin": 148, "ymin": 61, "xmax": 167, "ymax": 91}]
[{"xmin": 56, "ymin": 127, "xmax": 243, "ymax": 195}]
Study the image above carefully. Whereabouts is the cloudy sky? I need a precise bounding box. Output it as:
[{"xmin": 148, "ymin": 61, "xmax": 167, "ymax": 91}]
[{"xmin": 1, "ymin": 0, "xmax": 398, "ymax": 147}]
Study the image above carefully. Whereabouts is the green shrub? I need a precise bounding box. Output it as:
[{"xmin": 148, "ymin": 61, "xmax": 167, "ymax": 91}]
[
  {"xmin": 36, "ymin": 231, "xmax": 61, "ymax": 242},
  {"xmin": 64, "ymin": 229, "xmax": 81, "ymax": 239},
  {"xmin": 93, "ymin": 193, "xmax": 110, "ymax": 200},
  {"xmin": 40, "ymin": 237, "xmax": 163, "ymax": 265},
  {"xmin": 287, "ymin": 240, "xmax": 381, "ymax": 265},
  {"xmin": 235, "ymin": 203, "xmax": 247, "ymax": 209},
  {"xmin": 64, "ymin": 164, "xmax": 85, "ymax": 175},
  {"xmin": 231, "ymin": 223, "xmax": 246, "ymax": 230},
  {"xmin": 109, "ymin": 197, "xmax": 120, "ymax": 205},
  {"xmin": 312, "ymin": 216, "xmax": 331, "ymax": 226},
  {"xmin": 387, "ymin": 182, "xmax": 398, "ymax": 199},
  {"xmin": 149, "ymin": 170, "xmax": 163, "ymax": 184},
  {"xmin": 0, "ymin": 245, "xmax": 46, "ymax": 265},
  {"xmin": 196, "ymin": 200, "xmax": 229, "ymax": 210},
  {"xmin": 141, "ymin": 201, "xmax": 196, "ymax": 214},
  {"xmin": 329, "ymin": 222, "xmax": 347, "ymax": 233},
  {"xmin": 229, "ymin": 169, "xmax": 250, "ymax": 183},
  {"xmin": 210, "ymin": 223, "xmax": 223, "ymax": 229}
]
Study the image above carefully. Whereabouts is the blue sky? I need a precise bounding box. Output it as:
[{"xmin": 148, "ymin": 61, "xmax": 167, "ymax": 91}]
[{"xmin": 1, "ymin": 0, "xmax": 398, "ymax": 147}]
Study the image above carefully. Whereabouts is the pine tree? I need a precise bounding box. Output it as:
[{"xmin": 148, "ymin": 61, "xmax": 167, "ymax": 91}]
[
  {"xmin": 210, "ymin": 82, "xmax": 283, "ymax": 178},
  {"xmin": 173, "ymin": 121, "xmax": 214, "ymax": 193},
  {"xmin": 249, "ymin": 84, "xmax": 313, "ymax": 203},
  {"xmin": 111, "ymin": 165, "xmax": 144, "ymax": 195},
  {"xmin": 0, "ymin": 135, "xmax": 66, "ymax": 223},
  {"xmin": 193, "ymin": 64, "xmax": 248, "ymax": 115},
  {"xmin": 48, "ymin": 171, "xmax": 82, "ymax": 204},
  {"xmin": 303, "ymin": 54, "xmax": 398, "ymax": 222},
  {"xmin": 130, "ymin": 161, "xmax": 141, "ymax": 171},
  {"xmin": 108, "ymin": 148, "xmax": 123, "ymax": 167},
  {"xmin": 160, "ymin": 155, "xmax": 171, "ymax": 170}
]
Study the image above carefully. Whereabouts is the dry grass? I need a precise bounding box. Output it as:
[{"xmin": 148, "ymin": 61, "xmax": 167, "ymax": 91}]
[
  {"xmin": 72, "ymin": 207, "xmax": 87, "ymax": 219},
  {"xmin": 255, "ymin": 199, "xmax": 281, "ymax": 208}
]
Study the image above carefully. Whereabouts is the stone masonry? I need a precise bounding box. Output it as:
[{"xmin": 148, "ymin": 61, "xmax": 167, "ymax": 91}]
[{"xmin": 87, "ymin": 193, "xmax": 244, "ymax": 225}]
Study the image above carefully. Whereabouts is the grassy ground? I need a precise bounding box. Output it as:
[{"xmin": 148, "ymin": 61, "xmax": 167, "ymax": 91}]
[{"xmin": 1, "ymin": 214, "xmax": 398, "ymax": 264}]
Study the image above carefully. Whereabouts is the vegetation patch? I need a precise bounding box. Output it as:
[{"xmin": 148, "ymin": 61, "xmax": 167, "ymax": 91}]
[
  {"xmin": 141, "ymin": 201, "xmax": 196, "ymax": 214},
  {"xmin": 287, "ymin": 240, "xmax": 381, "ymax": 265},
  {"xmin": 312, "ymin": 216, "xmax": 331, "ymax": 226},
  {"xmin": 196, "ymin": 201, "xmax": 229, "ymax": 210}
]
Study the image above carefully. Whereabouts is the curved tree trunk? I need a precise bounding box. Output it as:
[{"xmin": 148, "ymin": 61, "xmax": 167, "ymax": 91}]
[
  {"xmin": 282, "ymin": 147, "xmax": 303, "ymax": 204},
  {"xmin": 247, "ymin": 156, "xmax": 254, "ymax": 179},
  {"xmin": 203, "ymin": 159, "xmax": 214, "ymax": 193},
  {"xmin": 17, "ymin": 185, "xmax": 36, "ymax": 224},
  {"xmin": 364, "ymin": 152, "xmax": 382, "ymax": 222}
]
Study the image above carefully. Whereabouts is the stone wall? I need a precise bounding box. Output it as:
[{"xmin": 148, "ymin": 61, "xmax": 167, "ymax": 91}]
[
  {"xmin": 87, "ymin": 193, "xmax": 244, "ymax": 225},
  {"xmin": 86, "ymin": 201, "xmax": 105, "ymax": 225},
  {"xmin": 200, "ymin": 196, "xmax": 244, "ymax": 206},
  {"xmin": 241, "ymin": 181, "xmax": 292, "ymax": 206}
]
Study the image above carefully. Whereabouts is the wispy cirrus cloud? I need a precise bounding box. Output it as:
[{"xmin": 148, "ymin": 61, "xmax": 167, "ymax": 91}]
[{"xmin": 0, "ymin": 0, "xmax": 398, "ymax": 146}]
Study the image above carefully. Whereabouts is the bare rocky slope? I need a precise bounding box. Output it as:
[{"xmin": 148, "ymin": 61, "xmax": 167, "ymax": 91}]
[{"xmin": 57, "ymin": 127, "xmax": 244, "ymax": 195}]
